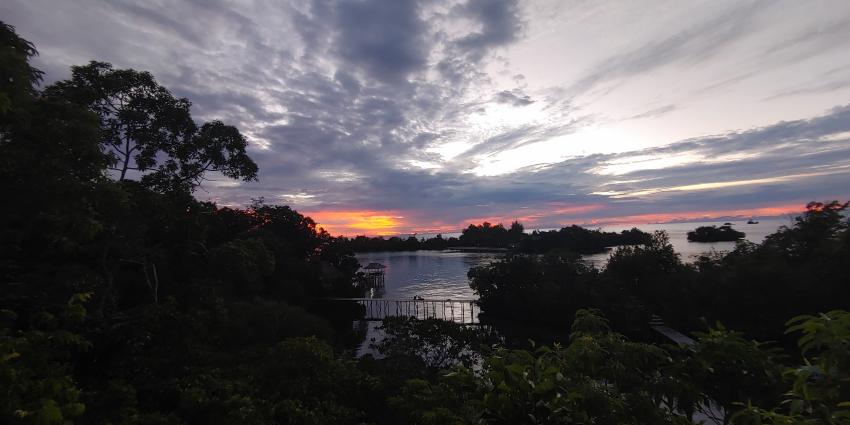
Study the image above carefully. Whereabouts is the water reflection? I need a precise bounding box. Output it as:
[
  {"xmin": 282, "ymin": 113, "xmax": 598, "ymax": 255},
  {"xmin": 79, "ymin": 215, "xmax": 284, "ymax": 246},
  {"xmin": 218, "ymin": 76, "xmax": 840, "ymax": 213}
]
[
  {"xmin": 355, "ymin": 250, "xmax": 498, "ymax": 300},
  {"xmin": 355, "ymin": 220, "xmax": 787, "ymax": 299}
]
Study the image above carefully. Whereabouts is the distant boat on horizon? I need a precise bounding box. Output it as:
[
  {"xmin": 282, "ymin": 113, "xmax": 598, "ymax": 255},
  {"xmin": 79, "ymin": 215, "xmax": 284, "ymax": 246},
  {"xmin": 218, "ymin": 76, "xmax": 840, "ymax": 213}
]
[{"xmin": 747, "ymin": 219, "xmax": 759, "ymax": 224}]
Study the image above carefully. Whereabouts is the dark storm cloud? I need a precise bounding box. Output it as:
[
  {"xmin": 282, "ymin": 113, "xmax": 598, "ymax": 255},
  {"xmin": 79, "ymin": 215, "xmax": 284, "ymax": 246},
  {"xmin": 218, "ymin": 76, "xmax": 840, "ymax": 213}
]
[
  {"xmin": 331, "ymin": 0, "xmax": 428, "ymax": 83},
  {"xmin": 455, "ymin": 0, "xmax": 522, "ymax": 53},
  {"xmin": 433, "ymin": 0, "xmax": 523, "ymax": 86}
]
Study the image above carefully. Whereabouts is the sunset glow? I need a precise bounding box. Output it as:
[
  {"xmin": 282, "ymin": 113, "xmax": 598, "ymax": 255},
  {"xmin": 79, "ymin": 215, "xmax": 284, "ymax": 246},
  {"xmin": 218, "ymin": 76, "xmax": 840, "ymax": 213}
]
[
  {"xmin": 304, "ymin": 202, "xmax": 811, "ymax": 237},
  {"xmin": 305, "ymin": 210, "xmax": 406, "ymax": 236}
]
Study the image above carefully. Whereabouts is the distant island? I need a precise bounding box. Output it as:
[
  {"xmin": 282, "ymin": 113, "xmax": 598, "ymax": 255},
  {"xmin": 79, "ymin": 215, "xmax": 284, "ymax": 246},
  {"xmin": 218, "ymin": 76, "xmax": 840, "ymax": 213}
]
[
  {"xmin": 687, "ymin": 224, "xmax": 746, "ymax": 242},
  {"xmin": 340, "ymin": 221, "xmax": 652, "ymax": 254}
]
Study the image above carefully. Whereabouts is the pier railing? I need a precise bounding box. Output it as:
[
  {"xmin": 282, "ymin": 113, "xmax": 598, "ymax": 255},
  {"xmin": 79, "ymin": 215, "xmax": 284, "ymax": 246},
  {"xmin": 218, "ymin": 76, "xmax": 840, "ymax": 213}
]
[{"xmin": 324, "ymin": 298, "xmax": 479, "ymax": 324}]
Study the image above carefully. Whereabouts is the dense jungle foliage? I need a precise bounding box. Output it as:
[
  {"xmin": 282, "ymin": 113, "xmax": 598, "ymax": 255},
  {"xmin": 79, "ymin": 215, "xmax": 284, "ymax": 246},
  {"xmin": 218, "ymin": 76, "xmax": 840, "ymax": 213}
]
[
  {"xmin": 2, "ymin": 22, "xmax": 848, "ymax": 425},
  {"xmin": 469, "ymin": 200, "xmax": 850, "ymax": 343}
]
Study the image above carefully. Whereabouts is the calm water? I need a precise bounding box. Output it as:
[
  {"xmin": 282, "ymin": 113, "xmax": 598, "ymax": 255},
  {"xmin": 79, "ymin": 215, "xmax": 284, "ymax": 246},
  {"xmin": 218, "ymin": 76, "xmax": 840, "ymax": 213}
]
[
  {"xmin": 356, "ymin": 219, "xmax": 790, "ymax": 299},
  {"xmin": 582, "ymin": 218, "xmax": 788, "ymax": 267},
  {"xmin": 355, "ymin": 251, "xmax": 497, "ymax": 299},
  {"xmin": 353, "ymin": 219, "xmax": 789, "ymax": 356}
]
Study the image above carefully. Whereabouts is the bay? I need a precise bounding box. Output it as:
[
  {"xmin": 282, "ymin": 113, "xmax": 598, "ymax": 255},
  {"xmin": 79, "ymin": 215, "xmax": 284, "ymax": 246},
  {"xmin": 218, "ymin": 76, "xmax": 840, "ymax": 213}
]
[{"xmin": 355, "ymin": 219, "xmax": 789, "ymax": 300}]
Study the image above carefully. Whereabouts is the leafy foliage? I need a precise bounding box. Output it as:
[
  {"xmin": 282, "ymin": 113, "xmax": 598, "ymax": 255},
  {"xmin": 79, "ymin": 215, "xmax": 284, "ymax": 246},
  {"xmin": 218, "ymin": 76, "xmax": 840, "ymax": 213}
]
[
  {"xmin": 43, "ymin": 61, "xmax": 258, "ymax": 192},
  {"xmin": 373, "ymin": 317, "xmax": 489, "ymax": 371},
  {"xmin": 0, "ymin": 22, "xmax": 42, "ymax": 116}
]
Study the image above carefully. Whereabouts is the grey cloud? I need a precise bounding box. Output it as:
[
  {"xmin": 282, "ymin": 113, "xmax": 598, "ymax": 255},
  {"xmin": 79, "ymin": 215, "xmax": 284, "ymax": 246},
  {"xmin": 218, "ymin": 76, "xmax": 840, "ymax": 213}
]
[
  {"xmin": 460, "ymin": 115, "xmax": 585, "ymax": 158},
  {"xmin": 455, "ymin": 0, "xmax": 523, "ymax": 53},
  {"xmin": 628, "ymin": 104, "xmax": 677, "ymax": 120},
  {"xmin": 598, "ymin": 106, "xmax": 850, "ymax": 201},
  {"xmin": 765, "ymin": 77, "xmax": 850, "ymax": 101},
  {"xmin": 570, "ymin": 1, "xmax": 765, "ymax": 95},
  {"xmin": 330, "ymin": 0, "xmax": 429, "ymax": 83},
  {"xmin": 495, "ymin": 89, "xmax": 534, "ymax": 106},
  {"xmin": 104, "ymin": 1, "xmax": 206, "ymax": 46},
  {"xmin": 762, "ymin": 17, "xmax": 850, "ymax": 61}
]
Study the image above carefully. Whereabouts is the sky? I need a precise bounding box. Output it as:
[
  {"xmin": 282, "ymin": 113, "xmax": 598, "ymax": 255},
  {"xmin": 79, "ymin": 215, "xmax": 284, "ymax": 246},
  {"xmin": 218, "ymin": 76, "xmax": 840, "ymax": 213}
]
[{"xmin": 3, "ymin": 0, "xmax": 850, "ymax": 235}]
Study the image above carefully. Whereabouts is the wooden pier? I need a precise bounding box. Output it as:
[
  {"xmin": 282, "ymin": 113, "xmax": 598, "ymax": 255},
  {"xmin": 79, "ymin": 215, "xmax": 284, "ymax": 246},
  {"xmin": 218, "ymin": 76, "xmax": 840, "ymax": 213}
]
[
  {"xmin": 362, "ymin": 263, "xmax": 386, "ymax": 287},
  {"xmin": 325, "ymin": 298, "xmax": 480, "ymax": 324},
  {"xmin": 649, "ymin": 314, "xmax": 695, "ymax": 347}
]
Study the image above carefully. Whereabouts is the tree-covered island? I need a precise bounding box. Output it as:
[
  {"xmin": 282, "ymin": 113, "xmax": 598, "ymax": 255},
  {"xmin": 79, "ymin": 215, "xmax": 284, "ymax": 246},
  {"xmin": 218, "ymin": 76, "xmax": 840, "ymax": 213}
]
[
  {"xmin": 687, "ymin": 224, "xmax": 746, "ymax": 242},
  {"xmin": 340, "ymin": 222, "xmax": 652, "ymax": 254}
]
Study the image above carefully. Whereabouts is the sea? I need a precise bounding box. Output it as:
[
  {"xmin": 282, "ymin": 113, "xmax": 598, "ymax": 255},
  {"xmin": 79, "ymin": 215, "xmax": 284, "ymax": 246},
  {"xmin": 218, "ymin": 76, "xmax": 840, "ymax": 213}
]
[
  {"xmin": 354, "ymin": 219, "xmax": 789, "ymax": 300},
  {"xmin": 353, "ymin": 219, "xmax": 789, "ymax": 356}
]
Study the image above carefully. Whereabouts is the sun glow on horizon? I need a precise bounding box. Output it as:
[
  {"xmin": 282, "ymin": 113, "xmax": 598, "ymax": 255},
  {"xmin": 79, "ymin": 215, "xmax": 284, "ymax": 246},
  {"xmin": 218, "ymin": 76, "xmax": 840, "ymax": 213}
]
[
  {"xmin": 305, "ymin": 210, "xmax": 406, "ymax": 236},
  {"xmin": 304, "ymin": 201, "xmax": 813, "ymax": 237}
]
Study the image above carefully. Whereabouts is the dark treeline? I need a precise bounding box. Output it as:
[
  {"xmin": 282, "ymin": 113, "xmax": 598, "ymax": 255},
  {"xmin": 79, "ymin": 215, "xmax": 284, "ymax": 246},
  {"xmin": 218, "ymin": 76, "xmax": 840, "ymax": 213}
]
[
  {"xmin": 340, "ymin": 234, "xmax": 462, "ymax": 252},
  {"xmin": 516, "ymin": 225, "xmax": 651, "ymax": 253},
  {"xmin": 341, "ymin": 221, "xmax": 652, "ymax": 254},
  {"xmin": 687, "ymin": 224, "xmax": 746, "ymax": 242},
  {"xmin": 2, "ymin": 22, "xmax": 849, "ymax": 425},
  {"xmin": 1, "ymin": 23, "xmax": 369, "ymax": 424},
  {"xmin": 470, "ymin": 200, "xmax": 850, "ymax": 342}
]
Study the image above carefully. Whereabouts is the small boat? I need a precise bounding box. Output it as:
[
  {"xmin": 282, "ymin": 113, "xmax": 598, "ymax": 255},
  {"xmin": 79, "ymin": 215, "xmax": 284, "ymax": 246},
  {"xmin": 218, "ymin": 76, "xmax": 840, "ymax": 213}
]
[
  {"xmin": 747, "ymin": 219, "xmax": 759, "ymax": 224},
  {"xmin": 723, "ymin": 222, "xmax": 732, "ymax": 226}
]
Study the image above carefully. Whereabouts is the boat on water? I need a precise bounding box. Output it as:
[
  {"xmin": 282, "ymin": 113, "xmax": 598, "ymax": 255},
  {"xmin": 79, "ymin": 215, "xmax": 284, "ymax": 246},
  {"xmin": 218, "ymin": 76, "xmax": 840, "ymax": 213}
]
[{"xmin": 747, "ymin": 219, "xmax": 759, "ymax": 224}]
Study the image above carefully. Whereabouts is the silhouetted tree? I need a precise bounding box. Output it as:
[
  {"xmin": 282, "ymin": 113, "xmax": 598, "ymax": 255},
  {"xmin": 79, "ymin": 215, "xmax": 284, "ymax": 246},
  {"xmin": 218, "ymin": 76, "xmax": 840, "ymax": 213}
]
[
  {"xmin": 0, "ymin": 22, "xmax": 42, "ymax": 121},
  {"xmin": 44, "ymin": 61, "xmax": 258, "ymax": 192}
]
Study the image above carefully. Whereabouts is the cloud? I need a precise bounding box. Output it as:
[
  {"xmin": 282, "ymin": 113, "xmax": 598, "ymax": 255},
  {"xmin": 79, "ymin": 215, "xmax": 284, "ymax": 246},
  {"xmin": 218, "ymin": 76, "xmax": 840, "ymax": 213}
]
[
  {"xmin": 628, "ymin": 104, "xmax": 677, "ymax": 120},
  {"xmin": 455, "ymin": 0, "xmax": 523, "ymax": 53},
  {"xmin": 3, "ymin": 0, "xmax": 849, "ymax": 235},
  {"xmin": 568, "ymin": 1, "xmax": 766, "ymax": 95},
  {"xmin": 495, "ymin": 89, "xmax": 534, "ymax": 106},
  {"xmin": 329, "ymin": 0, "xmax": 429, "ymax": 83}
]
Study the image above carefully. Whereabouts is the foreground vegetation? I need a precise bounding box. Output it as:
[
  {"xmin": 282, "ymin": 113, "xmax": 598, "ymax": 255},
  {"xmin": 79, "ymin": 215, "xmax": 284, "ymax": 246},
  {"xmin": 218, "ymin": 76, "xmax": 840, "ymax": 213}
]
[
  {"xmin": 471, "ymin": 200, "xmax": 850, "ymax": 342},
  {"xmin": 2, "ymin": 21, "xmax": 848, "ymax": 425}
]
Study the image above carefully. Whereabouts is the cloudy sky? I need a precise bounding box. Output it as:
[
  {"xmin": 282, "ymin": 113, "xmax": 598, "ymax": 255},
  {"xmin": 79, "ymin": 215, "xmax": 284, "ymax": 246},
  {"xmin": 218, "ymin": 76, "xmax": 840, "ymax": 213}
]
[{"xmin": 4, "ymin": 0, "xmax": 850, "ymax": 235}]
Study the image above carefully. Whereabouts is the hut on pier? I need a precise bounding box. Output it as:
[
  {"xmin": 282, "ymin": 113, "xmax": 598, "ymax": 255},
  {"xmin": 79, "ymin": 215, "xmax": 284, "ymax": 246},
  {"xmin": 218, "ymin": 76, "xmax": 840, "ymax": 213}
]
[{"xmin": 362, "ymin": 262, "xmax": 386, "ymax": 287}]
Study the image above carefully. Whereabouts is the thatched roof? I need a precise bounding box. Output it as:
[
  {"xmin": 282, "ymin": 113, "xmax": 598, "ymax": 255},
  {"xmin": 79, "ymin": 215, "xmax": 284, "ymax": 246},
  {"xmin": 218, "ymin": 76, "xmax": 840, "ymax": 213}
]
[{"xmin": 363, "ymin": 262, "xmax": 386, "ymax": 270}]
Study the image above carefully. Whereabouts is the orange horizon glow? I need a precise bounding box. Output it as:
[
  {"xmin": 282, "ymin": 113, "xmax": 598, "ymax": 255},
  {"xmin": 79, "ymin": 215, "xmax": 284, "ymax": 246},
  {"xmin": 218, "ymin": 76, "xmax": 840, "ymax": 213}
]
[
  {"xmin": 580, "ymin": 202, "xmax": 807, "ymax": 226},
  {"xmin": 304, "ymin": 210, "xmax": 406, "ymax": 236},
  {"xmin": 304, "ymin": 201, "xmax": 811, "ymax": 237}
]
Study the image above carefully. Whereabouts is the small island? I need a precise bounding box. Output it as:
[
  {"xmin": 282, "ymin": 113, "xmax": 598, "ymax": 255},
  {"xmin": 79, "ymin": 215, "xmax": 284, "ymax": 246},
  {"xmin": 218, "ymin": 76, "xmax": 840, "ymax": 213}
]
[{"xmin": 687, "ymin": 224, "xmax": 746, "ymax": 242}]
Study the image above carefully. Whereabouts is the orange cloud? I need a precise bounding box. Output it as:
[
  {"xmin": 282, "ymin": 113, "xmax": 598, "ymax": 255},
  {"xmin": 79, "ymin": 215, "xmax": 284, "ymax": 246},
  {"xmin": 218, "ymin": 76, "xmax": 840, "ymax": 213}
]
[
  {"xmin": 304, "ymin": 210, "xmax": 405, "ymax": 236},
  {"xmin": 304, "ymin": 201, "xmax": 812, "ymax": 237}
]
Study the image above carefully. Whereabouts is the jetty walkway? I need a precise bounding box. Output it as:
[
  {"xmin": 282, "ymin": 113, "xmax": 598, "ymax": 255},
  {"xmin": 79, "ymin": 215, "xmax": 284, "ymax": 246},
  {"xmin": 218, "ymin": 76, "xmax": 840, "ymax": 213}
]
[{"xmin": 324, "ymin": 298, "xmax": 479, "ymax": 324}]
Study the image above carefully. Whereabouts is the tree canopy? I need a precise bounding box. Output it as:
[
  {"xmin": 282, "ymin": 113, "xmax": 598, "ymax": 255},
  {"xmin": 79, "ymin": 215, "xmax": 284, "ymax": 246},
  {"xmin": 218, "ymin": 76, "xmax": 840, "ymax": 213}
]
[{"xmin": 43, "ymin": 61, "xmax": 258, "ymax": 192}]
